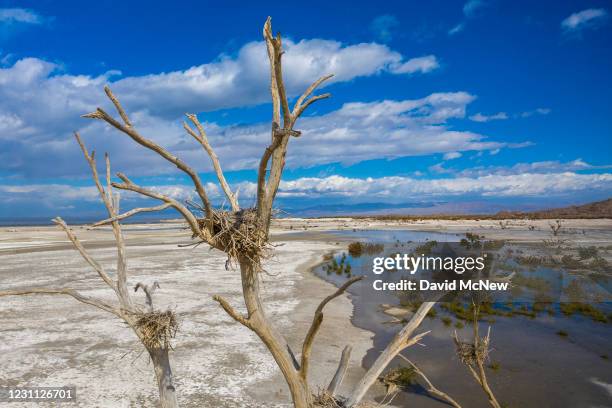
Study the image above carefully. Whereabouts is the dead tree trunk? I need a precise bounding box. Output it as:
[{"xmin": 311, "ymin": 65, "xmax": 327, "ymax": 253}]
[
  {"xmin": 150, "ymin": 347, "xmax": 179, "ymax": 408},
  {"xmin": 238, "ymin": 257, "xmax": 312, "ymax": 407}
]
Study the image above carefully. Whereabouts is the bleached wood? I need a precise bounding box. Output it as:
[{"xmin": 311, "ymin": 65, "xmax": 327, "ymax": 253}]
[
  {"xmin": 327, "ymin": 345, "xmax": 352, "ymax": 395},
  {"xmin": 345, "ymin": 302, "xmax": 436, "ymax": 406},
  {"xmin": 83, "ymin": 99, "xmax": 212, "ymax": 219},
  {"xmin": 91, "ymin": 203, "xmax": 172, "ymax": 228},
  {"xmin": 0, "ymin": 288, "xmax": 120, "ymax": 317},
  {"xmin": 184, "ymin": 114, "xmax": 239, "ymax": 212}
]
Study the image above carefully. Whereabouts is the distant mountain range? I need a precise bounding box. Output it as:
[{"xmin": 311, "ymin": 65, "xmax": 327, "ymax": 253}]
[
  {"xmin": 358, "ymin": 198, "xmax": 612, "ymax": 220},
  {"xmin": 494, "ymin": 198, "xmax": 612, "ymax": 219}
]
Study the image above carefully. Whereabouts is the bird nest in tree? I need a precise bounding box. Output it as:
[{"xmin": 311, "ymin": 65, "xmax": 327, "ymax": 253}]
[
  {"xmin": 312, "ymin": 391, "xmax": 378, "ymax": 408},
  {"xmin": 199, "ymin": 208, "xmax": 270, "ymax": 268},
  {"xmin": 455, "ymin": 339, "xmax": 490, "ymax": 365},
  {"xmin": 134, "ymin": 310, "xmax": 178, "ymax": 349},
  {"xmin": 313, "ymin": 391, "xmax": 343, "ymax": 408}
]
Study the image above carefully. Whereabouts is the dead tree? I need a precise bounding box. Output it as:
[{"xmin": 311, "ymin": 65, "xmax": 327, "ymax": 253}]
[
  {"xmin": 550, "ymin": 220, "xmax": 562, "ymax": 236},
  {"xmin": 0, "ymin": 135, "xmax": 180, "ymax": 408},
  {"xmin": 452, "ymin": 305, "xmax": 501, "ymax": 408},
  {"xmin": 77, "ymin": 17, "xmax": 432, "ymax": 407}
]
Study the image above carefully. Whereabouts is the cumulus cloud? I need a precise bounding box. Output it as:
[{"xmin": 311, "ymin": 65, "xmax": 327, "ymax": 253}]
[
  {"xmin": 443, "ymin": 151, "xmax": 462, "ymax": 160},
  {"xmin": 0, "ymin": 34, "xmax": 445, "ymax": 178},
  {"xmin": 0, "ymin": 8, "xmax": 42, "ymax": 24},
  {"xmin": 277, "ymin": 172, "xmax": 612, "ymax": 199},
  {"xmin": 6, "ymin": 171, "xmax": 610, "ymax": 207},
  {"xmin": 562, "ymin": 8, "xmax": 608, "ymax": 33},
  {"xmin": 469, "ymin": 112, "xmax": 508, "ymax": 122},
  {"xmin": 1, "ymin": 71, "xmax": 519, "ymax": 178},
  {"xmin": 454, "ymin": 159, "xmax": 612, "ymax": 177},
  {"xmin": 469, "ymin": 108, "xmax": 551, "ymax": 122},
  {"xmin": 370, "ymin": 15, "xmax": 399, "ymax": 43},
  {"xmin": 390, "ymin": 55, "xmax": 439, "ymax": 74}
]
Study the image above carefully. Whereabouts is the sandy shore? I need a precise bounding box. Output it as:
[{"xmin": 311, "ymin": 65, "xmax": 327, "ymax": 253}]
[{"xmin": 0, "ymin": 222, "xmax": 377, "ymax": 407}]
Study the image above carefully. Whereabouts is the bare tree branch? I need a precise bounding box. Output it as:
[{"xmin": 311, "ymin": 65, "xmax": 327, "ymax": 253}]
[
  {"xmin": 112, "ymin": 173, "xmax": 206, "ymax": 241},
  {"xmin": 300, "ymin": 276, "xmax": 362, "ymax": 380},
  {"xmin": 74, "ymin": 133, "xmax": 132, "ymax": 307},
  {"xmin": 91, "ymin": 203, "xmax": 172, "ymax": 228},
  {"xmin": 452, "ymin": 305, "xmax": 501, "ymax": 408},
  {"xmin": 327, "ymin": 345, "xmax": 352, "ymax": 396},
  {"xmin": 104, "ymin": 85, "xmax": 132, "ymax": 127},
  {"xmin": 52, "ymin": 217, "xmax": 116, "ymax": 291},
  {"xmin": 184, "ymin": 114, "xmax": 239, "ymax": 212},
  {"xmin": 83, "ymin": 89, "xmax": 212, "ymax": 218},
  {"xmin": 135, "ymin": 282, "xmax": 160, "ymax": 312},
  {"xmin": 293, "ymin": 74, "xmax": 334, "ymax": 117},
  {"xmin": 263, "ymin": 18, "xmax": 290, "ymax": 127},
  {"xmin": 0, "ymin": 288, "xmax": 121, "ymax": 317},
  {"xmin": 398, "ymin": 354, "xmax": 463, "ymax": 408},
  {"xmin": 212, "ymin": 295, "xmax": 252, "ymax": 329},
  {"xmin": 74, "ymin": 133, "xmax": 113, "ymax": 214}
]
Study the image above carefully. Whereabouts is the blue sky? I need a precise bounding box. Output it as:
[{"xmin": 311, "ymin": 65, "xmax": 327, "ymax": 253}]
[{"xmin": 0, "ymin": 0, "xmax": 611, "ymax": 220}]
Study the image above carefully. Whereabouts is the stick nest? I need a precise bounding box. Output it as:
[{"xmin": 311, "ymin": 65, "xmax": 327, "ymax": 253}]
[
  {"xmin": 312, "ymin": 391, "xmax": 378, "ymax": 408},
  {"xmin": 134, "ymin": 310, "xmax": 178, "ymax": 349},
  {"xmin": 199, "ymin": 208, "xmax": 270, "ymax": 268},
  {"xmin": 455, "ymin": 339, "xmax": 490, "ymax": 365},
  {"xmin": 313, "ymin": 391, "xmax": 343, "ymax": 408}
]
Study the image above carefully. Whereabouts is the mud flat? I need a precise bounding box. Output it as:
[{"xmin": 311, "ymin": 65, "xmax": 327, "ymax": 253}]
[{"xmin": 0, "ymin": 223, "xmax": 376, "ymax": 407}]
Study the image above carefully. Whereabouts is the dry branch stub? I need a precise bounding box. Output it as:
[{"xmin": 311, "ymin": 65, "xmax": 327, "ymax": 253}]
[
  {"xmin": 132, "ymin": 310, "xmax": 179, "ymax": 350},
  {"xmin": 200, "ymin": 208, "xmax": 270, "ymax": 269}
]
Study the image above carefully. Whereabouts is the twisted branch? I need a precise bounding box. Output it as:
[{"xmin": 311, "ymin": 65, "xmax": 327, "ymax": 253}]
[{"xmin": 300, "ymin": 276, "xmax": 362, "ymax": 380}]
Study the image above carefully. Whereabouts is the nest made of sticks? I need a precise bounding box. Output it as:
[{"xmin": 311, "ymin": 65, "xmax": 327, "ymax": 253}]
[
  {"xmin": 313, "ymin": 391, "xmax": 343, "ymax": 408},
  {"xmin": 312, "ymin": 390, "xmax": 379, "ymax": 408},
  {"xmin": 455, "ymin": 339, "xmax": 490, "ymax": 366},
  {"xmin": 133, "ymin": 310, "xmax": 178, "ymax": 349},
  {"xmin": 199, "ymin": 208, "xmax": 270, "ymax": 268}
]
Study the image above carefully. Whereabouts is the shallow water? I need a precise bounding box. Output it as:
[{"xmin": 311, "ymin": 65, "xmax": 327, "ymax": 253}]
[{"xmin": 313, "ymin": 230, "xmax": 612, "ymax": 408}]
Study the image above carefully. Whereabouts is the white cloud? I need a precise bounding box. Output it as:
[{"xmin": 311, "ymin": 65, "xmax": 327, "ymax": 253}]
[
  {"xmin": 0, "ymin": 8, "xmax": 42, "ymax": 24},
  {"xmin": 469, "ymin": 108, "xmax": 551, "ymax": 122},
  {"xmin": 469, "ymin": 112, "xmax": 508, "ymax": 122},
  {"xmin": 390, "ymin": 55, "xmax": 439, "ymax": 74},
  {"xmin": 562, "ymin": 8, "xmax": 608, "ymax": 32},
  {"xmin": 455, "ymin": 159, "xmax": 611, "ymax": 178},
  {"xmin": 276, "ymin": 172, "xmax": 612, "ymax": 198},
  {"xmin": 0, "ymin": 68, "xmax": 520, "ymax": 178},
  {"xmin": 0, "ymin": 33, "xmax": 441, "ymax": 175},
  {"xmin": 4, "ymin": 168, "xmax": 611, "ymax": 210},
  {"xmin": 443, "ymin": 151, "xmax": 462, "ymax": 160}
]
